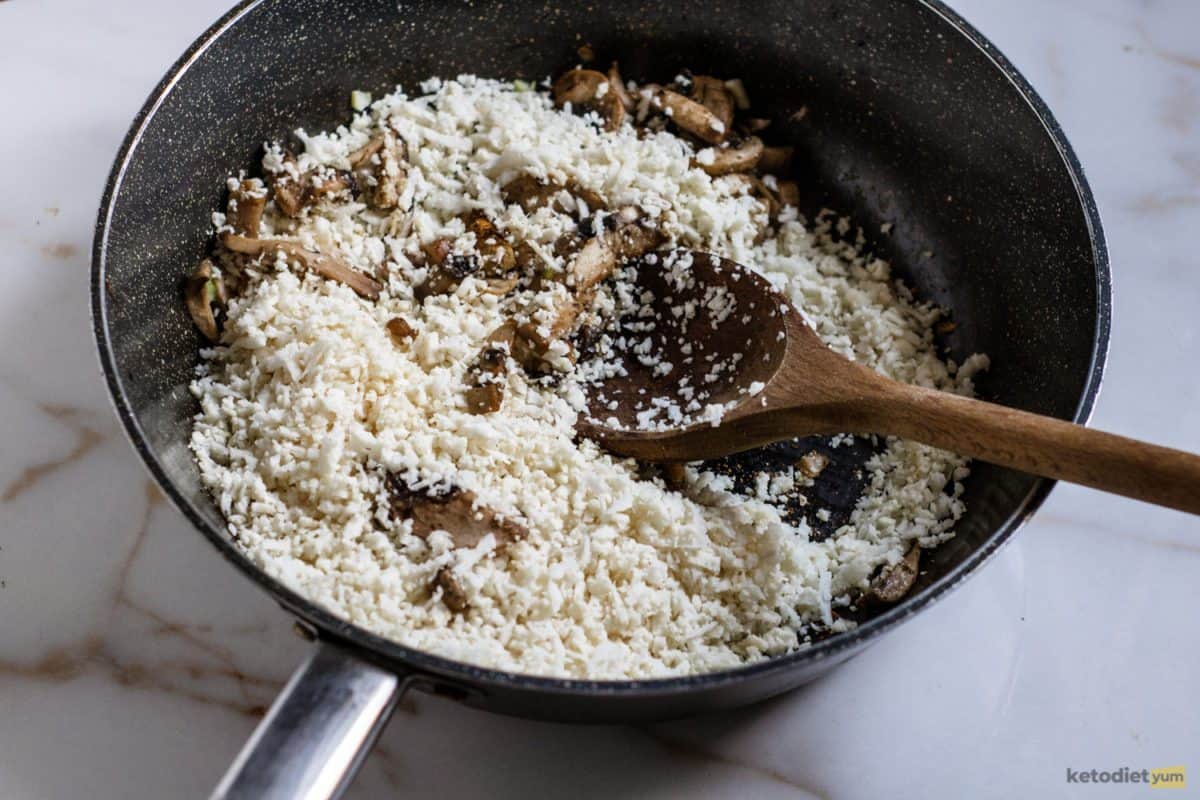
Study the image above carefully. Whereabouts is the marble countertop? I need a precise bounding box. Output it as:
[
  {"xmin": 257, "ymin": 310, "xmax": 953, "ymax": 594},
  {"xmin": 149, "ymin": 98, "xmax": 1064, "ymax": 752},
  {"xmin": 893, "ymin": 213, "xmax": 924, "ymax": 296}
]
[{"xmin": 1, "ymin": 1, "xmax": 1197, "ymax": 797}]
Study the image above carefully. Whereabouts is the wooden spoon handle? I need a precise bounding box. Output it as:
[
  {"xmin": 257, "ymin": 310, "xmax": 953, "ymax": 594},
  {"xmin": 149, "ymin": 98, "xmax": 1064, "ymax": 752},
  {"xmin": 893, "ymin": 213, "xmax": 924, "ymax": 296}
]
[{"xmin": 867, "ymin": 382, "xmax": 1200, "ymax": 515}]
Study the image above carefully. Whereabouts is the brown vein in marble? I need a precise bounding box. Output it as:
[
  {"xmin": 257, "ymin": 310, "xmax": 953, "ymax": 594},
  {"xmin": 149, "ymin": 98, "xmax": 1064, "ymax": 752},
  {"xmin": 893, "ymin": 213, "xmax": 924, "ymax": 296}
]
[
  {"xmin": 1127, "ymin": 193, "xmax": 1200, "ymax": 216},
  {"xmin": 0, "ymin": 479, "xmax": 283, "ymax": 717},
  {"xmin": 40, "ymin": 242, "xmax": 78, "ymax": 260},
  {"xmin": 368, "ymin": 742, "xmax": 407, "ymax": 789},
  {"xmin": 636, "ymin": 727, "xmax": 829, "ymax": 798},
  {"xmin": 1138, "ymin": 25, "xmax": 1200, "ymax": 71},
  {"xmin": 2, "ymin": 403, "xmax": 108, "ymax": 502}
]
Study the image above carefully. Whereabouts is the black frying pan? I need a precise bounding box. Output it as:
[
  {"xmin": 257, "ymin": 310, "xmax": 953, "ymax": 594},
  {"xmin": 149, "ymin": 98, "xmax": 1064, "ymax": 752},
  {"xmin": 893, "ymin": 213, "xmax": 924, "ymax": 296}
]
[{"xmin": 91, "ymin": 0, "xmax": 1110, "ymax": 796}]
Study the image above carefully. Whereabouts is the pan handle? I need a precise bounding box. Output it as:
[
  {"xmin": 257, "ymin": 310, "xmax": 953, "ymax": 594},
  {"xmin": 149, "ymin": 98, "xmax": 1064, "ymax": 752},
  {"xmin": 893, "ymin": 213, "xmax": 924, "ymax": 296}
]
[{"xmin": 211, "ymin": 640, "xmax": 404, "ymax": 800}]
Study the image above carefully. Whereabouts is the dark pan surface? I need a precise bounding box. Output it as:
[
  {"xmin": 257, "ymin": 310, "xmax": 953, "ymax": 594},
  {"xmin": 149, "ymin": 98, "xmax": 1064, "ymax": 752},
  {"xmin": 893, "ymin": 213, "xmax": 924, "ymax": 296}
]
[{"xmin": 93, "ymin": 0, "xmax": 1109, "ymax": 721}]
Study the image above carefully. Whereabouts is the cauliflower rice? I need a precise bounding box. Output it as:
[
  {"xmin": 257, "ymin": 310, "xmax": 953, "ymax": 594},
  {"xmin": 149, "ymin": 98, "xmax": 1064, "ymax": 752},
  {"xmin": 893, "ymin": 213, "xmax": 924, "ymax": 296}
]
[{"xmin": 190, "ymin": 74, "xmax": 988, "ymax": 679}]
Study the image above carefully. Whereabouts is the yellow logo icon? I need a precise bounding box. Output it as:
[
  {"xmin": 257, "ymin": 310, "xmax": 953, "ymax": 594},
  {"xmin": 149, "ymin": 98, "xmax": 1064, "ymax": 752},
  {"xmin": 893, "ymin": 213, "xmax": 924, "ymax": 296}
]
[{"xmin": 1149, "ymin": 766, "xmax": 1186, "ymax": 790}]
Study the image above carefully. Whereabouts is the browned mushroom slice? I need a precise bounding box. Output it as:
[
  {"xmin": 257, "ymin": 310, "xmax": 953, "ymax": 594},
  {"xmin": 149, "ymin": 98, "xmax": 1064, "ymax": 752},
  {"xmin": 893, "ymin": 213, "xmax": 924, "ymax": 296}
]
[
  {"xmin": 219, "ymin": 234, "xmax": 383, "ymax": 300},
  {"xmin": 419, "ymin": 249, "xmax": 481, "ymax": 298},
  {"xmin": 462, "ymin": 212, "xmax": 516, "ymax": 275},
  {"xmin": 567, "ymin": 235, "xmax": 617, "ymax": 294},
  {"xmin": 270, "ymin": 152, "xmax": 354, "ymax": 218},
  {"xmin": 798, "ymin": 450, "xmax": 830, "ymax": 479},
  {"xmin": 743, "ymin": 117, "xmax": 772, "ymax": 133},
  {"xmin": 513, "ymin": 240, "xmax": 549, "ymax": 273},
  {"xmin": 185, "ymin": 259, "xmax": 226, "ymax": 342},
  {"xmin": 868, "ymin": 544, "xmax": 921, "ymax": 604},
  {"xmin": 513, "ymin": 318, "xmax": 577, "ymax": 373},
  {"xmin": 612, "ymin": 219, "xmax": 667, "ymax": 261},
  {"xmin": 775, "ymin": 180, "xmax": 800, "ymax": 209},
  {"xmin": 696, "ymin": 136, "xmax": 764, "ymax": 177},
  {"xmin": 309, "ymin": 169, "xmax": 354, "ymax": 202},
  {"xmin": 569, "ymin": 217, "xmax": 664, "ymax": 291},
  {"xmin": 607, "ymin": 62, "xmax": 635, "ymax": 111},
  {"xmin": 390, "ymin": 482, "xmax": 527, "ymax": 550},
  {"xmin": 420, "ymin": 237, "xmax": 453, "ymax": 266},
  {"xmin": 552, "ymin": 68, "xmax": 625, "ymax": 131},
  {"xmin": 661, "ymin": 462, "xmax": 688, "ymax": 490},
  {"xmin": 723, "ymin": 78, "xmax": 751, "ymax": 111},
  {"xmin": 434, "ymin": 567, "xmax": 470, "ymax": 614},
  {"xmin": 739, "ymin": 175, "xmax": 781, "ymax": 220},
  {"xmin": 348, "ymin": 131, "xmax": 407, "ymax": 210},
  {"xmin": 386, "ymin": 317, "xmax": 416, "ymax": 344},
  {"xmin": 271, "ymin": 154, "xmax": 308, "ymax": 217},
  {"xmin": 515, "ymin": 219, "xmax": 665, "ymax": 372},
  {"xmin": 655, "ymin": 89, "xmax": 726, "ymax": 145},
  {"xmin": 689, "ymin": 75, "xmax": 735, "ymax": 135},
  {"xmin": 464, "ymin": 335, "xmax": 511, "ymax": 414},
  {"xmin": 501, "ymin": 174, "xmax": 560, "ymax": 213},
  {"xmin": 501, "ymin": 174, "xmax": 607, "ymax": 219},
  {"xmin": 566, "ymin": 180, "xmax": 607, "ymax": 216},
  {"xmin": 295, "ymin": 248, "xmax": 382, "ymax": 299},
  {"xmin": 757, "ymin": 145, "xmax": 795, "ymax": 175},
  {"xmin": 484, "ymin": 273, "xmax": 522, "ymax": 296},
  {"xmin": 227, "ymin": 180, "xmax": 267, "ymax": 237}
]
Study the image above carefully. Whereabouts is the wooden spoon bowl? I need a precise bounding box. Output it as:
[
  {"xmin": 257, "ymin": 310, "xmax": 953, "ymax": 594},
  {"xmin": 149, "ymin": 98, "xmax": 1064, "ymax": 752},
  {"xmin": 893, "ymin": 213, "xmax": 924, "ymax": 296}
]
[{"xmin": 580, "ymin": 250, "xmax": 1200, "ymax": 515}]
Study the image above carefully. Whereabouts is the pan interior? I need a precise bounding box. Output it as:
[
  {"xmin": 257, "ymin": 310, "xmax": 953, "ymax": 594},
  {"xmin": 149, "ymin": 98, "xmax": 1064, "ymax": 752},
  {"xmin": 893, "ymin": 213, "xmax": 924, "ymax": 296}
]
[{"xmin": 95, "ymin": 0, "xmax": 1105, "ymax": 691}]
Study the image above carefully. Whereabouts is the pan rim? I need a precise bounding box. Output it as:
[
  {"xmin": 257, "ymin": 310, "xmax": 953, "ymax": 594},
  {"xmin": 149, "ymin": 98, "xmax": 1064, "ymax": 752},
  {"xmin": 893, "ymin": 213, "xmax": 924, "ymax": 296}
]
[{"xmin": 91, "ymin": 0, "xmax": 1111, "ymax": 697}]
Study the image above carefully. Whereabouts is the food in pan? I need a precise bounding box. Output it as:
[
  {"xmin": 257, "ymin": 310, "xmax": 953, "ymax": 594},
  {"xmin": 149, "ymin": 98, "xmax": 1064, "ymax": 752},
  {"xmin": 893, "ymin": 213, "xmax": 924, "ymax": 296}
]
[{"xmin": 188, "ymin": 66, "xmax": 988, "ymax": 679}]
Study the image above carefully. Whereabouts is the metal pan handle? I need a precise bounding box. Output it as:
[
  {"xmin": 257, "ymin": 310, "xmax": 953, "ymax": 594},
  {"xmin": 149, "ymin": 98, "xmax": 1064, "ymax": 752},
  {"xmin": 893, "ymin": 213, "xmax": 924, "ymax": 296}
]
[{"xmin": 211, "ymin": 640, "xmax": 404, "ymax": 800}]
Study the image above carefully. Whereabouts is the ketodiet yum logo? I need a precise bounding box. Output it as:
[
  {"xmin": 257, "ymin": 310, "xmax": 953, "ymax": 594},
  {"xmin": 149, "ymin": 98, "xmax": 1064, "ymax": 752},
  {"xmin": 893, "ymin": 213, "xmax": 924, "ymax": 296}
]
[{"xmin": 1065, "ymin": 765, "xmax": 1186, "ymax": 789}]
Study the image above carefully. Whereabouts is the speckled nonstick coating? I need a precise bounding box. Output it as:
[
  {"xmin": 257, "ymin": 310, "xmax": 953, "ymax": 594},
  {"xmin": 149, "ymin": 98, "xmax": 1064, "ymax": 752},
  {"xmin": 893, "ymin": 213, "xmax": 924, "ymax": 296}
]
[{"xmin": 92, "ymin": 0, "xmax": 1110, "ymax": 722}]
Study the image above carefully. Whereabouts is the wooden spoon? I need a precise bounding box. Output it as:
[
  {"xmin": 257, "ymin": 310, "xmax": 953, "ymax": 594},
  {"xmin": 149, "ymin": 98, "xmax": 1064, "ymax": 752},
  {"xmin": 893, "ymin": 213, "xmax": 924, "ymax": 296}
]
[{"xmin": 578, "ymin": 250, "xmax": 1200, "ymax": 515}]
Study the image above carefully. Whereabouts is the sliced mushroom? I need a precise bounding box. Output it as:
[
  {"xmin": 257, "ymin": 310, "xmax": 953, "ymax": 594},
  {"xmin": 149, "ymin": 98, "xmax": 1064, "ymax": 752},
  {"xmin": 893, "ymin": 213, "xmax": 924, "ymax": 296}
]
[
  {"xmin": 271, "ymin": 154, "xmax": 307, "ymax": 217},
  {"xmin": 462, "ymin": 212, "xmax": 515, "ymax": 275},
  {"xmin": 737, "ymin": 175, "xmax": 798, "ymax": 221},
  {"xmin": 566, "ymin": 180, "xmax": 608, "ymax": 216},
  {"xmin": 513, "ymin": 240, "xmax": 550, "ymax": 274},
  {"xmin": 270, "ymin": 152, "xmax": 353, "ymax": 218},
  {"xmin": 388, "ymin": 478, "xmax": 527, "ymax": 550},
  {"xmin": 514, "ymin": 216, "xmax": 665, "ymax": 372},
  {"xmin": 484, "ymin": 273, "xmax": 522, "ymax": 296},
  {"xmin": 348, "ymin": 131, "xmax": 407, "ymax": 210},
  {"xmin": 501, "ymin": 174, "xmax": 606, "ymax": 218},
  {"xmin": 185, "ymin": 259, "xmax": 226, "ymax": 342},
  {"xmin": 220, "ymin": 233, "xmax": 382, "ymax": 300},
  {"xmin": 434, "ymin": 567, "xmax": 470, "ymax": 614},
  {"xmin": 689, "ymin": 75, "xmax": 735, "ymax": 135},
  {"xmin": 611, "ymin": 218, "xmax": 667, "ymax": 261},
  {"xmin": 513, "ymin": 318, "xmax": 576, "ymax": 374},
  {"xmin": 757, "ymin": 145, "xmax": 795, "ymax": 176},
  {"xmin": 775, "ymin": 180, "xmax": 800, "ymax": 209},
  {"xmin": 661, "ymin": 462, "xmax": 688, "ymax": 490},
  {"xmin": 723, "ymin": 78, "xmax": 751, "ymax": 111},
  {"xmin": 798, "ymin": 450, "xmax": 830, "ymax": 479},
  {"xmin": 567, "ymin": 235, "xmax": 617, "ymax": 295},
  {"xmin": 419, "ymin": 237, "xmax": 453, "ymax": 267},
  {"xmin": 386, "ymin": 317, "xmax": 416, "ymax": 344},
  {"xmin": 743, "ymin": 117, "xmax": 772, "ymax": 133},
  {"xmin": 695, "ymin": 136, "xmax": 763, "ymax": 177},
  {"xmin": 416, "ymin": 236, "xmax": 481, "ymax": 298},
  {"xmin": 868, "ymin": 544, "xmax": 921, "ymax": 604},
  {"xmin": 501, "ymin": 174, "xmax": 559, "ymax": 213},
  {"xmin": 607, "ymin": 62, "xmax": 635, "ymax": 111},
  {"xmin": 654, "ymin": 89, "xmax": 726, "ymax": 145},
  {"xmin": 552, "ymin": 68, "xmax": 625, "ymax": 131},
  {"xmin": 464, "ymin": 337, "xmax": 510, "ymax": 414},
  {"xmin": 227, "ymin": 180, "xmax": 267, "ymax": 237}
]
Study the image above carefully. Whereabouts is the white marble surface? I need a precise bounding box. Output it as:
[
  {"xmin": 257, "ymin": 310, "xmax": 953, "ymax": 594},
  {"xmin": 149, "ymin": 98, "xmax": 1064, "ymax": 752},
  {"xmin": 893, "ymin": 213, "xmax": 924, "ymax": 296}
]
[{"xmin": 1, "ymin": 0, "xmax": 1197, "ymax": 797}]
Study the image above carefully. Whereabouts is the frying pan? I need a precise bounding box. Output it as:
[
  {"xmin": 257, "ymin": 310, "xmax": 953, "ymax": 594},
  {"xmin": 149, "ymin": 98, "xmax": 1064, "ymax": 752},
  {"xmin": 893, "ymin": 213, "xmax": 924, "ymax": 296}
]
[{"xmin": 91, "ymin": 0, "xmax": 1111, "ymax": 796}]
